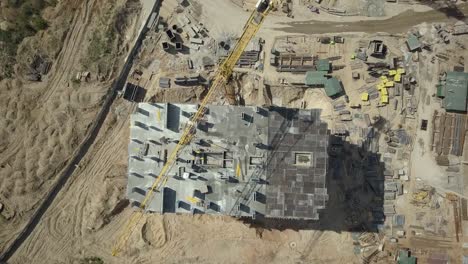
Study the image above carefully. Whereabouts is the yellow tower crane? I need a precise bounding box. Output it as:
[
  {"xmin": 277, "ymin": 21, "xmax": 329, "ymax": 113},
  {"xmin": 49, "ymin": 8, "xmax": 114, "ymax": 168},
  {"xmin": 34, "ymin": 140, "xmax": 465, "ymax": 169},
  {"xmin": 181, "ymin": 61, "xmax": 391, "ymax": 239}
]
[{"xmin": 111, "ymin": 0, "xmax": 275, "ymax": 256}]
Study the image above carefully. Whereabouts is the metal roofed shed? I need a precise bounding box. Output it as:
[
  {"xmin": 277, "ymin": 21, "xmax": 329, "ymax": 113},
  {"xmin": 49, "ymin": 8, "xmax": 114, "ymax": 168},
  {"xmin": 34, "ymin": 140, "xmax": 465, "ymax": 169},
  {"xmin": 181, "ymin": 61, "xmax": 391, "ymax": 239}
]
[
  {"xmin": 122, "ymin": 83, "xmax": 146, "ymax": 102},
  {"xmin": 393, "ymin": 214, "xmax": 405, "ymax": 227},
  {"xmin": 159, "ymin": 77, "xmax": 171, "ymax": 88},
  {"xmin": 324, "ymin": 77, "xmax": 343, "ymax": 97},
  {"xmin": 316, "ymin": 59, "xmax": 331, "ymax": 72},
  {"xmin": 333, "ymin": 36, "xmax": 344, "ymax": 43},
  {"xmin": 442, "ymin": 71, "xmax": 468, "ymax": 112},
  {"xmin": 174, "ymin": 75, "xmax": 201, "ymax": 86},
  {"xmin": 406, "ymin": 33, "xmax": 421, "ymax": 52},
  {"xmin": 305, "ymin": 71, "xmax": 328, "ymax": 86}
]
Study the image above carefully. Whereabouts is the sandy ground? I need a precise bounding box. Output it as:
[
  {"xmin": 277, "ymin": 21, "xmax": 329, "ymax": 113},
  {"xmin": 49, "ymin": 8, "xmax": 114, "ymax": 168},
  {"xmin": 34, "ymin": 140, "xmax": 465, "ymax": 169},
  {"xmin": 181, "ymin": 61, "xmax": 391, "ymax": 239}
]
[
  {"xmin": 410, "ymin": 25, "xmax": 468, "ymax": 193},
  {"xmin": 3, "ymin": 0, "xmax": 468, "ymax": 263},
  {"xmin": 0, "ymin": 0, "xmax": 143, "ymax": 256},
  {"xmin": 275, "ymin": 3, "xmax": 468, "ymax": 35},
  {"xmin": 9, "ymin": 100, "xmax": 359, "ymax": 264}
]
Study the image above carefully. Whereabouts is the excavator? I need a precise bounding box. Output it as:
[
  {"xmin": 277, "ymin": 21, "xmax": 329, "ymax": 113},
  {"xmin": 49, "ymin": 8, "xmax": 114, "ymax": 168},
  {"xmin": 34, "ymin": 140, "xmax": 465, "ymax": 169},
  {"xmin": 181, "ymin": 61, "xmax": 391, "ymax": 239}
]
[{"xmin": 111, "ymin": 0, "xmax": 275, "ymax": 256}]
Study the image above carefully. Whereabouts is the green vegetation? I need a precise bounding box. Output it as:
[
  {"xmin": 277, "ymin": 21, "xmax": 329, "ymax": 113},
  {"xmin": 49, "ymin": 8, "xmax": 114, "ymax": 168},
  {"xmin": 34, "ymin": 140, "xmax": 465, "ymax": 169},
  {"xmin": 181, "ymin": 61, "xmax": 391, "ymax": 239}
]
[
  {"xmin": 80, "ymin": 256, "xmax": 104, "ymax": 264},
  {"xmin": 47, "ymin": 0, "xmax": 58, "ymax": 7},
  {"xmin": 86, "ymin": 29, "xmax": 115, "ymax": 67},
  {"xmin": 80, "ymin": 7, "xmax": 118, "ymax": 76},
  {"xmin": 31, "ymin": 15, "xmax": 49, "ymax": 31},
  {"xmin": 0, "ymin": 0, "xmax": 53, "ymax": 79}
]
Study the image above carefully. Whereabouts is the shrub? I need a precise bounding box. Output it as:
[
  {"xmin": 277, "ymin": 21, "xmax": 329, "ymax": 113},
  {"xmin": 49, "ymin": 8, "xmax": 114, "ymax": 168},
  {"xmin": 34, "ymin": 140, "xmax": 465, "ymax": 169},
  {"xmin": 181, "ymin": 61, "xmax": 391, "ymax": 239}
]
[
  {"xmin": 31, "ymin": 15, "xmax": 49, "ymax": 31},
  {"xmin": 80, "ymin": 256, "xmax": 104, "ymax": 264},
  {"xmin": 0, "ymin": 0, "xmax": 53, "ymax": 79}
]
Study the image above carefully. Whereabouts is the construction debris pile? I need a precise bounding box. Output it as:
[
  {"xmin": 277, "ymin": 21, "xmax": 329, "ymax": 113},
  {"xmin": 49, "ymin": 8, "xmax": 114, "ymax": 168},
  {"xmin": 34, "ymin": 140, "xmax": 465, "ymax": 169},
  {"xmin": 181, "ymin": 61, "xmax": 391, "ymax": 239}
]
[
  {"xmin": 351, "ymin": 232, "xmax": 390, "ymax": 263},
  {"xmin": 410, "ymin": 183, "xmax": 435, "ymax": 208}
]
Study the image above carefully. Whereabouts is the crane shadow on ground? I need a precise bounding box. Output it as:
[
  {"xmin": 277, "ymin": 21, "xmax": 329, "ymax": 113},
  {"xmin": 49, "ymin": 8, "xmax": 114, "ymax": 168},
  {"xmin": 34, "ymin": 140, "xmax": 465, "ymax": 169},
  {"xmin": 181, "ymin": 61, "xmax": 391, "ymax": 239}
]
[{"xmin": 416, "ymin": 0, "xmax": 467, "ymax": 21}]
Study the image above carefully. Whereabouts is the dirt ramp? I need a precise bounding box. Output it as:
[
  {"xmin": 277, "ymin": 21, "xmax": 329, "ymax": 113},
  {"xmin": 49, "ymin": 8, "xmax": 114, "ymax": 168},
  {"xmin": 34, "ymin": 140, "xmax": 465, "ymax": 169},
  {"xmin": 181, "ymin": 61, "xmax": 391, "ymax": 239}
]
[{"xmin": 141, "ymin": 217, "xmax": 168, "ymax": 248}]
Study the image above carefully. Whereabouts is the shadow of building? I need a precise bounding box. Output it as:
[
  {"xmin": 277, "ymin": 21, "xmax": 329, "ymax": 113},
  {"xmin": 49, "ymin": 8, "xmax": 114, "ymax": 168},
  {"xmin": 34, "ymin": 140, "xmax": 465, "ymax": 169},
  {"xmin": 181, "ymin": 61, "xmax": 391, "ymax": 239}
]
[
  {"xmin": 415, "ymin": 0, "xmax": 466, "ymax": 21},
  {"xmin": 243, "ymin": 133, "xmax": 386, "ymax": 234}
]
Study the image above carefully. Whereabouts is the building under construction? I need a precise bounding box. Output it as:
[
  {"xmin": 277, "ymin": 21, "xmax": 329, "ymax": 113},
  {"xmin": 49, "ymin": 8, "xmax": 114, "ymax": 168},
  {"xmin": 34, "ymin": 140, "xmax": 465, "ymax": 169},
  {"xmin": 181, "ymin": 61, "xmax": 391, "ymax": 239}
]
[{"xmin": 127, "ymin": 103, "xmax": 329, "ymax": 220}]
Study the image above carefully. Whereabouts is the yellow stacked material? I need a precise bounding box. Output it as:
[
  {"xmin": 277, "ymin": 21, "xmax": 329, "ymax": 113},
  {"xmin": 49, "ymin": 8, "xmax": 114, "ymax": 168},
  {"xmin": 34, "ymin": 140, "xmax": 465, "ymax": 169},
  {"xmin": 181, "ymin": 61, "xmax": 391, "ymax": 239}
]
[
  {"xmin": 186, "ymin": 196, "xmax": 199, "ymax": 204},
  {"xmin": 377, "ymin": 83, "xmax": 385, "ymax": 91},
  {"xmin": 413, "ymin": 191, "xmax": 428, "ymax": 201},
  {"xmin": 157, "ymin": 109, "xmax": 161, "ymax": 122},
  {"xmin": 236, "ymin": 163, "xmax": 241, "ymax": 177},
  {"xmin": 380, "ymin": 76, "xmax": 388, "ymax": 82},
  {"xmin": 394, "ymin": 74, "xmax": 401, "ymax": 82},
  {"xmin": 351, "ymin": 54, "xmax": 356, "ymax": 60},
  {"xmin": 381, "ymin": 88, "xmax": 388, "ymax": 95},
  {"xmin": 385, "ymin": 81, "xmax": 394, "ymax": 87},
  {"xmin": 397, "ymin": 68, "xmax": 405, "ymax": 74},
  {"xmin": 361, "ymin": 92, "xmax": 369, "ymax": 101},
  {"xmin": 389, "ymin": 70, "xmax": 397, "ymax": 76},
  {"xmin": 381, "ymin": 95, "xmax": 389, "ymax": 104}
]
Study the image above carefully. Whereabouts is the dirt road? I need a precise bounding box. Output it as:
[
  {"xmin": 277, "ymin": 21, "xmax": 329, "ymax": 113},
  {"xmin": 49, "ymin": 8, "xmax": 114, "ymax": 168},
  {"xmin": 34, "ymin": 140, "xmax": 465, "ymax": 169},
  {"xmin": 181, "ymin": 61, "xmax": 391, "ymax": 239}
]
[
  {"xmin": 8, "ymin": 98, "xmax": 358, "ymax": 263},
  {"xmin": 0, "ymin": 0, "xmax": 161, "ymax": 262},
  {"xmin": 276, "ymin": 3, "xmax": 468, "ymax": 34},
  {"xmin": 5, "ymin": 0, "xmax": 468, "ymax": 263}
]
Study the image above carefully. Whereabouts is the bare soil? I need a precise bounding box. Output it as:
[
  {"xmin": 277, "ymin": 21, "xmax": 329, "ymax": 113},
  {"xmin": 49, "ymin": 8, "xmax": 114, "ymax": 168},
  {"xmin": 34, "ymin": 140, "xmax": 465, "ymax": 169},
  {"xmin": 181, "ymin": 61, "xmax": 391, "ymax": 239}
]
[
  {"xmin": 2, "ymin": 0, "xmax": 468, "ymax": 263},
  {"xmin": 0, "ymin": 0, "xmax": 142, "ymax": 255}
]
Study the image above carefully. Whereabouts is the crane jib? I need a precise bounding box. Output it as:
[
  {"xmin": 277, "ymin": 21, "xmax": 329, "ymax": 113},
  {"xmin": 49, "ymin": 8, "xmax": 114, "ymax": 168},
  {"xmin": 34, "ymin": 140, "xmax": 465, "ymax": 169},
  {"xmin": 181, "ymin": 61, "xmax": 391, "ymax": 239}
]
[{"xmin": 111, "ymin": 3, "xmax": 274, "ymax": 256}]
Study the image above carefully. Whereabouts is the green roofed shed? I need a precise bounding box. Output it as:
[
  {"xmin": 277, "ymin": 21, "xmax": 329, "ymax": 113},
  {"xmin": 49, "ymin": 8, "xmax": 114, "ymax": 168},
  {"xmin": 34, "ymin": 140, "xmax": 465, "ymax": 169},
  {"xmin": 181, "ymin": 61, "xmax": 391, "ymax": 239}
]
[
  {"xmin": 324, "ymin": 77, "xmax": 343, "ymax": 97},
  {"xmin": 437, "ymin": 84, "xmax": 445, "ymax": 98},
  {"xmin": 406, "ymin": 34, "xmax": 421, "ymax": 52},
  {"xmin": 443, "ymin": 71, "xmax": 468, "ymax": 112},
  {"xmin": 316, "ymin": 59, "xmax": 331, "ymax": 72},
  {"xmin": 305, "ymin": 71, "xmax": 328, "ymax": 86},
  {"xmin": 398, "ymin": 250, "xmax": 416, "ymax": 264}
]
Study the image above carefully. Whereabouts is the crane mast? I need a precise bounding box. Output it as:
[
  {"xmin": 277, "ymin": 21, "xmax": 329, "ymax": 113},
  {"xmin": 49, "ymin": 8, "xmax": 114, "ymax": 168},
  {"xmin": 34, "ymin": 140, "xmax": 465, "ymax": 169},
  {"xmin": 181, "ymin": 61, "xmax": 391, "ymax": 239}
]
[{"xmin": 111, "ymin": 0, "xmax": 274, "ymax": 256}]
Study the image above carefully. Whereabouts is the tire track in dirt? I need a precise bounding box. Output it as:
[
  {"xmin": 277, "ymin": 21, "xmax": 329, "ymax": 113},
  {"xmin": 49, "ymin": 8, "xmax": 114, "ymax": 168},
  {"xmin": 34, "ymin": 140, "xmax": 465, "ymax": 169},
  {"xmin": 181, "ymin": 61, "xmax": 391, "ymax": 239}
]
[
  {"xmin": 1, "ymin": 0, "xmax": 156, "ymax": 260},
  {"xmin": 0, "ymin": 1, "xmax": 99, "ymax": 239},
  {"xmin": 7, "ymin": 105, "xmax": 129, "ymax": 262},
  {"xmin": 72, "ymin": 107, "xmax": 134, "ymax": 237},
  {"xmin": 157, "ymin": 216, "xmax": 184, "ymax": 258},
  {"xmin": 40, "ymin": 0, "xmax": 97, "ymax": 104},
  {"xmin": 0, "ymin": 2, "xmax": 148, "ymax": 258},
  {"xmin": 132, "ymin": 215, "xmax": 286, "ymax": 263},
  {"xmin": 132, "ymin": 216, "xmax": 189, "ymax": 263},
  {"xmin": 141, "ymin": 217, "xmax": 168, "ymax": 249},
  {"xmin": 8, "ymin": 103, "xmax": 135, "ymax": 262},
  {"xmin": 276, "ymin": 3, "xmax": 468, "ymax": 34}
]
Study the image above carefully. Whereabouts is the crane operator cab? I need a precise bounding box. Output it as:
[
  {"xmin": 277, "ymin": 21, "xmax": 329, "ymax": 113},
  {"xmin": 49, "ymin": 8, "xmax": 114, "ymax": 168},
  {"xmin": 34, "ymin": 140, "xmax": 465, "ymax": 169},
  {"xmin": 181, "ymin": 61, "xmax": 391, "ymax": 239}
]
[{"xmin": 256, "ymin": 0, "xmax": 270, "ymax": 12}]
